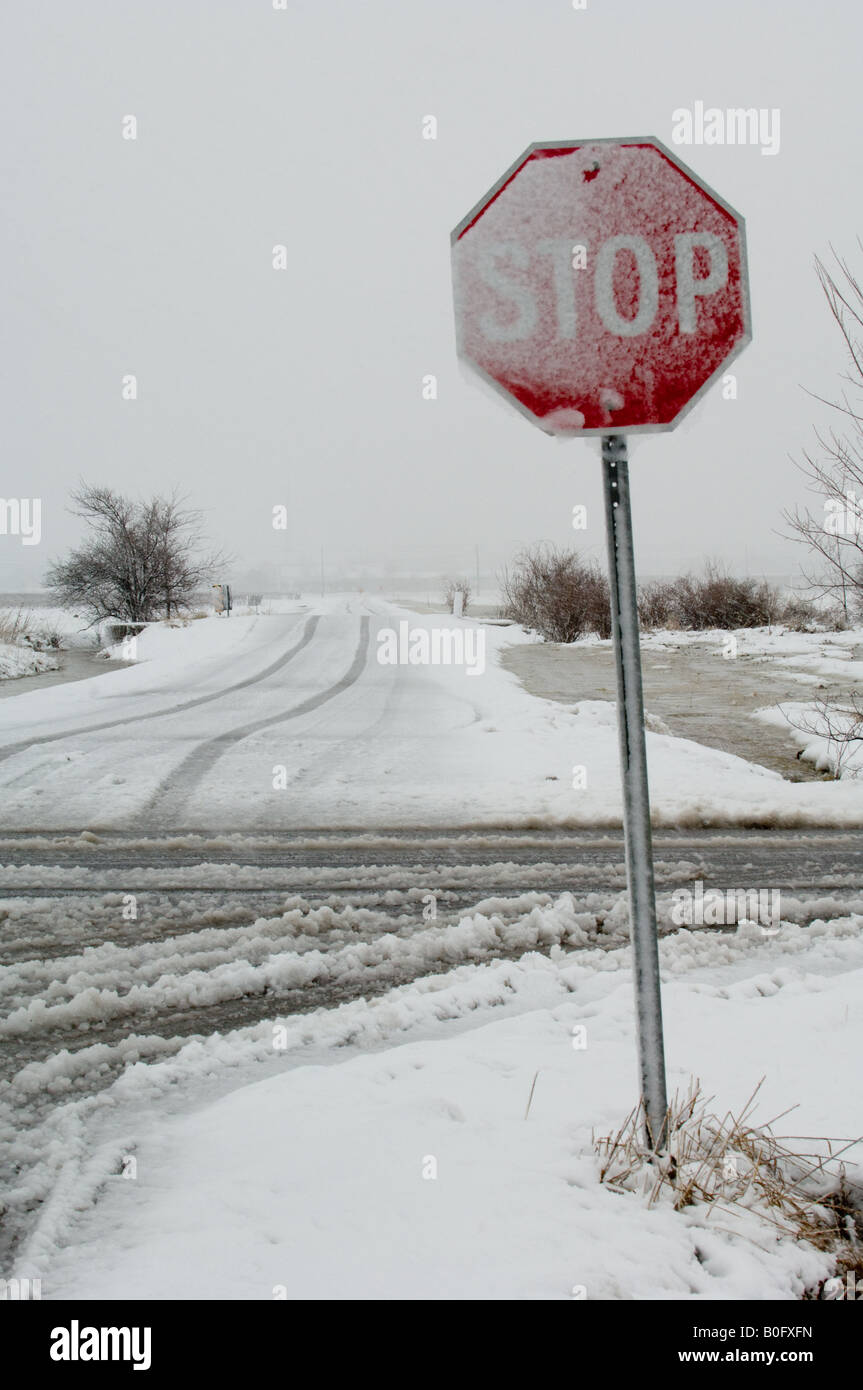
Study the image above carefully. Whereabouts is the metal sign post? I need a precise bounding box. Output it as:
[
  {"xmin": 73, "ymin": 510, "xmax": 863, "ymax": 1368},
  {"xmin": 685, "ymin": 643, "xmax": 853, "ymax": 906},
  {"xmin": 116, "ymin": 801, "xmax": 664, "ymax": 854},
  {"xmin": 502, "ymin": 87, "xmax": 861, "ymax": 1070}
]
[{"xmin": 602, "ymin": 434, "xmax": 668, "ymax": 1149}]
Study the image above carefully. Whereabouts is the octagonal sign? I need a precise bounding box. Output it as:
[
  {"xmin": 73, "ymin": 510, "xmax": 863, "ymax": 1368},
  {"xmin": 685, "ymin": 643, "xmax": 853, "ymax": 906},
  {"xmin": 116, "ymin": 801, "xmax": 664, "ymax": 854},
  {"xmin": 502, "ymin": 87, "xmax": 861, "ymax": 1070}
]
[{"xmin": 451, "ymin": 137, "xmax": 751, "ymax": 435}]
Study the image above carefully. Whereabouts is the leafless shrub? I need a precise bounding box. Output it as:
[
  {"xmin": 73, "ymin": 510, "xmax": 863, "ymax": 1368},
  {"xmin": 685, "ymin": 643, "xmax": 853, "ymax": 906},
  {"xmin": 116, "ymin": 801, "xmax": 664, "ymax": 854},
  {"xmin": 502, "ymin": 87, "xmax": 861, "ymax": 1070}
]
[
  {"xmin": 782, "ymin": 693, "xmax": 863, "ymax": 779},
  {"xmin": 638, "ymin": 575, "xmax": 831, "ymax": 633},
  {"xmin": 637, "ymin": 580, "xmax": 679, "ymax": 630},
  {"xmin": 500, "ymin": 545, "xmax": 611, "ymax": 641},
  {"xmin": 780, "ymin": 594, "xmax": 827, "ymax": 632},
  {"xmin": 671, "ymin": 563, "xmax": 781, "ymax": 629},
  {"xmin": 823, "ymin": 604, "xmax": 853, "ymax": 631},
  {"xmin": 636, "ymin": 567, "xmax": 781, "ymax": 631}
]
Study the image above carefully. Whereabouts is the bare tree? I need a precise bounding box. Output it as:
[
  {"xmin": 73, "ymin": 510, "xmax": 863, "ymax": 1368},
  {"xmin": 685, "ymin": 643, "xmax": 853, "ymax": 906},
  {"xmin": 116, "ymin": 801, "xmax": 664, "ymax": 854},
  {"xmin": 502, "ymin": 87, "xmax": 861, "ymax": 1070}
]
[
  {"xmin": 149, "ymin": 493, "xmax": 224, "ymax": 620},
  {"xmin": 783, "ymin": 243, "xmax": 863, "ymax": 619},
  {"xmin": 45, "ymin": 484, "xmax": 226, "ymax": 624}
]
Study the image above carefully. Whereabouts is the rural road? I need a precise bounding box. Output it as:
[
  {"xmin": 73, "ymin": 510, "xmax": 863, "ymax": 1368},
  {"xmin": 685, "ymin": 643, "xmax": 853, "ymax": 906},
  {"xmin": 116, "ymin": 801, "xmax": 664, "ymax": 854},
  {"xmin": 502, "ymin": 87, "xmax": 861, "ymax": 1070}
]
[
  {"xmin": 0, "ymin": 602, "xmax": 475, "ymax": 830},
  {"xmin": 1, "ymin": 595, "xmax": 860, "ymax": 1093}
]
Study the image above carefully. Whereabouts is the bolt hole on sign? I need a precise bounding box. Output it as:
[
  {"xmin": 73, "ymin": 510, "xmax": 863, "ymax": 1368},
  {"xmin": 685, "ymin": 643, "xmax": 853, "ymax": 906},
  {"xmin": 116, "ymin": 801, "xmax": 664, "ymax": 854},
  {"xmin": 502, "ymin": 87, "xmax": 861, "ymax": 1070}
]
[{"xmin": 451, "ymin": 137, "xmax": 751, "ymax": 434}]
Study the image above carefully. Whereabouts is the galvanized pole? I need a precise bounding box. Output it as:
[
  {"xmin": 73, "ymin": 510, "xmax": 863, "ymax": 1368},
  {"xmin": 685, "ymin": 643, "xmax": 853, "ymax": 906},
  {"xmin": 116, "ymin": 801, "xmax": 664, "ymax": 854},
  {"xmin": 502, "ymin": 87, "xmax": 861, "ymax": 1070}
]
[{"xmin": 601, "ymin": 434, "xmax": 668, "ymax": 1150}]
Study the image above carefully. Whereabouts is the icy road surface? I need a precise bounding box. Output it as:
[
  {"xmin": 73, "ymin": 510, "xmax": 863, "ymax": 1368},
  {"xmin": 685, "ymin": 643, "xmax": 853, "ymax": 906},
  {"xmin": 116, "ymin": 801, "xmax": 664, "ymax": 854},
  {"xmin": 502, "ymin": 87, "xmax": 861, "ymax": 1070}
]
[{"xmin": 2, "ymin": 827, "xmax": 863, "ymax": 1262}]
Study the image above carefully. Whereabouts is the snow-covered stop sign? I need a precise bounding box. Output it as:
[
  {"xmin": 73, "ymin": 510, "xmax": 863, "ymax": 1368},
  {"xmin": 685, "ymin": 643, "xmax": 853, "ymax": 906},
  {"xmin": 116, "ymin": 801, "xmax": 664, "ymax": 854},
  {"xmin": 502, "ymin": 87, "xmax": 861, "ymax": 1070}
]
[{"xmin": 451, "ymin": 137, "xmax": 751, "ymax": 435}]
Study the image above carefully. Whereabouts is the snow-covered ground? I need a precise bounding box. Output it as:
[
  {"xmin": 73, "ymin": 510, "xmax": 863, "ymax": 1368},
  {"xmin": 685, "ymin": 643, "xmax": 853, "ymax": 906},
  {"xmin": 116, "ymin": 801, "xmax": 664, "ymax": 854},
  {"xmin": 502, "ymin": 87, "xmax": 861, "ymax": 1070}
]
[
  {"xmin": 0, "ymin": 595, "xmax": 862, "ymax": 829},
  {"xmin": 10, "ymin": 902, "xmax": 861, "ymax": 1300},
  {"xmin": 3, "ymin": 596, "xmax": 862, "ymax": 1300}
]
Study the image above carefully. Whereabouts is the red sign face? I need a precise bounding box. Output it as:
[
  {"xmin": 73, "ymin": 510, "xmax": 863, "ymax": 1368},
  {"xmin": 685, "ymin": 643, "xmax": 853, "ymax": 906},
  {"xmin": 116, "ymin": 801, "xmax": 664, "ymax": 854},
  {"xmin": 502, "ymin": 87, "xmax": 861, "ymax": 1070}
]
[{"xmin": 451, "ymin": 138, "xmax": 751, "ymax": 435}]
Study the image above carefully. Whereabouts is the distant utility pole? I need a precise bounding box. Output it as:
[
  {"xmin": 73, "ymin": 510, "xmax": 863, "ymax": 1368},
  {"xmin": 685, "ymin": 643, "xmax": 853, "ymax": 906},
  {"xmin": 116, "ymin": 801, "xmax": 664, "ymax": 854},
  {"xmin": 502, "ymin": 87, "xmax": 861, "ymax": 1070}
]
[{"xmin": 320, "ymin": 547, "xmax": 325, "ymax": 597}]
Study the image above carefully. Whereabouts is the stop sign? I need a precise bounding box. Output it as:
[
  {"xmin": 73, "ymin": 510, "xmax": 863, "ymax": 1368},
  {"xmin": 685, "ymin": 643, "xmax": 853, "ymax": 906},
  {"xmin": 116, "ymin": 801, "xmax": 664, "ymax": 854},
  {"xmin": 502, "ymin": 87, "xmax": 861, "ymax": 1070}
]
[{"xmin": 451, "ymin": 137, "xmax": 750, "ymax": 435}]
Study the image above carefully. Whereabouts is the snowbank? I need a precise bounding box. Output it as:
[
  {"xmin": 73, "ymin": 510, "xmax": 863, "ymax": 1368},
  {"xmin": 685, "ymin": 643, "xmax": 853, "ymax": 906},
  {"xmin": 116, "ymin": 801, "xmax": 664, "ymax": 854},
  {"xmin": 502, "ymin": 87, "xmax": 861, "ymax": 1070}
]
[
  {"xmin": 12, "ymin": 906, "xmax": 863, "ymax": 1300},
  {"xmin": 0, "ymin": 641, "xmax": 59, "ymax": 681}
]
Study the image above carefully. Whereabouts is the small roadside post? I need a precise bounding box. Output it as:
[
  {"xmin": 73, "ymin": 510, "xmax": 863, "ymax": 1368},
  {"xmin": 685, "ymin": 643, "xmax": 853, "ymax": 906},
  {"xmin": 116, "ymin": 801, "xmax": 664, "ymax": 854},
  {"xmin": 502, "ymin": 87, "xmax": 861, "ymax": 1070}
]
[
  {"xmin": 212, "ymin": 583, "xmax": 233, "ymax": 617},
  {"xmin": 451, "ymin": 137, "xmax": 751, "ymax": 1148}
]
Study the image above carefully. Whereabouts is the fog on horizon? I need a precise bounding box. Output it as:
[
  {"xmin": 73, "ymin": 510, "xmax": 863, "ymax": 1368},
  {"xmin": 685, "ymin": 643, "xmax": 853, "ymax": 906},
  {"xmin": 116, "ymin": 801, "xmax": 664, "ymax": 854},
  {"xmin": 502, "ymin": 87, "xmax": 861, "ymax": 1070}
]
[{"xmin": 2, "ymin": 0, "xmax": 860, "ymax": 595}]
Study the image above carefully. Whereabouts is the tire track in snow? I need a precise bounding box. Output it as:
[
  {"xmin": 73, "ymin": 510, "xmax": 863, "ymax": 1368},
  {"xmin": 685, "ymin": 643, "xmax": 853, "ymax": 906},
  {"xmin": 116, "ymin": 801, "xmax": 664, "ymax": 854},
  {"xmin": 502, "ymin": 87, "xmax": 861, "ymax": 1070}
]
[
  {"xmin": 143, "ymin": 617, "xmax": 371, "ymax": 824},
  {"xmin": 0, "ymin": 894, "xmax": 595, "ymax": 1036},
  {"xmin": 0, "ymin": 615, "xmax": 318, "ymax": 766}
]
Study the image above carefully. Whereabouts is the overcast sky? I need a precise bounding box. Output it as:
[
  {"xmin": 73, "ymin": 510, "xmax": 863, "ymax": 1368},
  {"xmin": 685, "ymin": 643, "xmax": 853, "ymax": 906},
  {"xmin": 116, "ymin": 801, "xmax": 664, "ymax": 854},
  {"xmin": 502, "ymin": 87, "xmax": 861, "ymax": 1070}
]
[{"xmin": 2, "ymin": 0, "xmax": 862, "ymax": 592}]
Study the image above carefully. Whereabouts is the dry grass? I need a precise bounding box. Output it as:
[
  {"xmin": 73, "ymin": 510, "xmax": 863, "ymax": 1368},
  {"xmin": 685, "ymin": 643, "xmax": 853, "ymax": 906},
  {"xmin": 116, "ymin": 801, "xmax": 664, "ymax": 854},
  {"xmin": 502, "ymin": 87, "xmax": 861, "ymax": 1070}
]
[
  {"xmin": 0, "ymin": 608, "xmax": 62, "ymax": 650},
  {"xmin": 595, "ymin": 1080, "xmax": 863, "ymax": 1296},
  {"xmin": 0, "ymin": 607, "xmax": 32, "ymax": 644}
]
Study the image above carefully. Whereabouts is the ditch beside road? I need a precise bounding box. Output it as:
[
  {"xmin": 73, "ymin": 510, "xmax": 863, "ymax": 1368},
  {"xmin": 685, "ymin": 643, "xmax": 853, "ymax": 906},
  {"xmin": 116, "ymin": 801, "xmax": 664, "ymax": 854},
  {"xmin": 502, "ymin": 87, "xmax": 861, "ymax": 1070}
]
[
  {"xmin": 0, "ymin": 649, "xmax": 136, "ymax": 699},
  {"xmin": 502, "ymin": 637, "xmax": 863, "ymax": 783}
]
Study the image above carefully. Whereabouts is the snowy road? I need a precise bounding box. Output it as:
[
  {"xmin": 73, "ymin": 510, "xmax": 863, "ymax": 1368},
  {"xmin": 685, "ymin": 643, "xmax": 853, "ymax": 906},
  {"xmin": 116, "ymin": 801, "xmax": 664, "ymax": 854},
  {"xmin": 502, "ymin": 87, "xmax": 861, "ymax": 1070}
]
[
  {"xmin": 2, "ymin": 596, "xmax": 863, "ymax": 831},
  {"xmin": 0, "ymin": 606, "xmax": 376, "ymax": 829},
  {"xmin": 2, "ymin": 826, "xmax": 861, "ymax": 1109}
]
